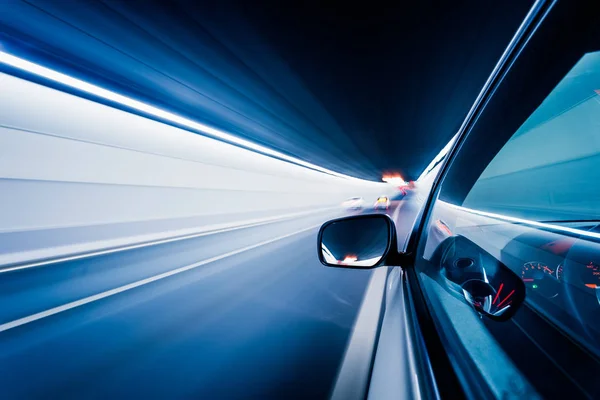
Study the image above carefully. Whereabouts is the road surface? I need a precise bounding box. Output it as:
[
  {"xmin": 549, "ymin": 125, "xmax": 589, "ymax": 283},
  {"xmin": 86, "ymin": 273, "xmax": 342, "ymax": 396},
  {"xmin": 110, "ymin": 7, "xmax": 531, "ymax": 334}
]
[{"xmin": 0, "ymin": 209, "xmax": 375, "ymax": 399}]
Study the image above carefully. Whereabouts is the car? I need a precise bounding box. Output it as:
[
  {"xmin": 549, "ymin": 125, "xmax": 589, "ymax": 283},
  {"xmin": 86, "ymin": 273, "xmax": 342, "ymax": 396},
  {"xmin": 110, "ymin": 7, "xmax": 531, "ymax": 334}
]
[
  {"xmin": 342, "ymin": 196, "xmax": 365, "ymax": 210},
  {"xmin": 373, "ymin": 196, "xmax": 390, "ymax": 210},
  {"xmin": 397, "ymin": 180, "xmax": 416, "ymax": 196},
  {"xmin": 317, "ymin": 3, "xmax": 600, "ymax": 399}
]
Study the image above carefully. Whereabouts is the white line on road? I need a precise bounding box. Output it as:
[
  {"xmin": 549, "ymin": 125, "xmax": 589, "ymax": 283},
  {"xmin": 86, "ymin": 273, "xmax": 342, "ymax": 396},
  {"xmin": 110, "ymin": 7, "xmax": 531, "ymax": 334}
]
[
  {"xmin": 0, "ymin": 224, "xmax": 320, "ymax": 333},
  {"xmin": 0, "ymin": 208, "xmax": 335, "ymax": 273}
]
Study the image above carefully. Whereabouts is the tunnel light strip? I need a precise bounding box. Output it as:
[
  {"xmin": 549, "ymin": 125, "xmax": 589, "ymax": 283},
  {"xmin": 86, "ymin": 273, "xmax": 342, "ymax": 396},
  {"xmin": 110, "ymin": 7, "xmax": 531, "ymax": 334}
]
[
  {"xmin": 443, "ymin": 201, "xmax": 600, "ymax": 241},
  {"xmin": 416, "ymin": 133, "xmax": 458, "ymax": 182},
  {"xmin": 0, "ymin": 50, "xmax": 375, "ymax": 184},
  {"xmin": 321, "ymin": 243, "xmax": 336, "ymax": 263},
  {"xmin": 321, "ymin": 243, "xmax": 381, "ymax": 266}
]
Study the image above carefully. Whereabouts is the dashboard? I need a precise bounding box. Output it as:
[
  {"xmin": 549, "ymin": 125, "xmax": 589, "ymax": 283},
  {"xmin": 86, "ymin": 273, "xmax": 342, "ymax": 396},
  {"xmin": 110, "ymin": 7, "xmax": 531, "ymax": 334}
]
[
  {"xmin": 427, "ymin": 206, "xmax": 600, "ymax": 397},
  {"xmin": 519, "ymin": 259, "xmax": 600, "ymax": 301},
  {"xmin": 500, "ymin": 225, "xmax": 600, "ymax": 352},
  {"xmin": 428, "ymin": 208, "xmax": 600, "ymax": 357}
]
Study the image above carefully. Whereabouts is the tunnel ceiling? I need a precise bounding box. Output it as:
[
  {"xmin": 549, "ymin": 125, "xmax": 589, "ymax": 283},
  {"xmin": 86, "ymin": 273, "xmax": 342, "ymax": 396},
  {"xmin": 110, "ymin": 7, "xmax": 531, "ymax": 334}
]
[{"xmin": 1, "ymin": 0, "xmax": 533, "ymax": 180}]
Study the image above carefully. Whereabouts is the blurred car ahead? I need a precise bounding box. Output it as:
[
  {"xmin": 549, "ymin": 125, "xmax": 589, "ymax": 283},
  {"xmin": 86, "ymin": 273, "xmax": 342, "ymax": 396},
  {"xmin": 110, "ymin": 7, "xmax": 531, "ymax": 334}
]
[
  {"xmin": 398, "ymin": 181, "xmax": 416, "ymax": 196},
  {"xmin": 373, "ymin": 196, "xmax": 390, "ymax": 210},
  {"xmin": 342, "ymin": 197, "xmax": 365, "ymax": 210}
]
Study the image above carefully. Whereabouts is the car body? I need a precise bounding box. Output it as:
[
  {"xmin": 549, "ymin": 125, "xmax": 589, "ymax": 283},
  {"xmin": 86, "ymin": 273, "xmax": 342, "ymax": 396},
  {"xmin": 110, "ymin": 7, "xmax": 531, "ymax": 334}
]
[
  {"xmin": 317, "ymin": 2, "xmax": 600, "ymax": 398},
  {"xmin": 373, "ymin": 196, "xmax": 390, "ymax": 210},
  {"xmin": 342, "ymin": 197, "xmax": 365, "ymax": 210}
]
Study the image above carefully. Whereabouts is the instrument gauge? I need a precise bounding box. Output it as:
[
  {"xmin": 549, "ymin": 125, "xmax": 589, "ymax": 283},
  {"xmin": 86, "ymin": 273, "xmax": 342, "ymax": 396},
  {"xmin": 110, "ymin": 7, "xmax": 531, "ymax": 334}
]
[
  {"xmin": 580, "ymin": 262, "xmax": 600, "ymax": 290},
  {"xmin": 521, "ymin": 261, "xmax": 559, "ymax": 298},
  {"xmin": 556, "ymin": 263, "xmax": 564, "ymax": 282}
]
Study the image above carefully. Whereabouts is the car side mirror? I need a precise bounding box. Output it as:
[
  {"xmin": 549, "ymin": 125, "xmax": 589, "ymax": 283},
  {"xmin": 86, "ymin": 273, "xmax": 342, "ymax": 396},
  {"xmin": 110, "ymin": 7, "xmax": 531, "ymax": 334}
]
[{"xmin": 317, "ymin": 214, "xmax": 397, "ymax": 268}]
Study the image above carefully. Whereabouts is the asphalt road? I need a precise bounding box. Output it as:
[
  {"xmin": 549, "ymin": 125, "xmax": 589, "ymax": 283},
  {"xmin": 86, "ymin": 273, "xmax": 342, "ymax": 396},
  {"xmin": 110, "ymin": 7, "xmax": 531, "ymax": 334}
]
[{"xmin": 0, "ymin": 210, "xmax": 375, "ymax": 399}]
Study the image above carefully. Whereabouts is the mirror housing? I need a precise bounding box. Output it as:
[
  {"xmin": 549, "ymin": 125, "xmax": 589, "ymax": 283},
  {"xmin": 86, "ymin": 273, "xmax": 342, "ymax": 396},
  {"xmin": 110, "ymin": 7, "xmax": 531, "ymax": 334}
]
[{"xmin": 317, "ymin": 214, "xmax": 399, "ymax": 268}]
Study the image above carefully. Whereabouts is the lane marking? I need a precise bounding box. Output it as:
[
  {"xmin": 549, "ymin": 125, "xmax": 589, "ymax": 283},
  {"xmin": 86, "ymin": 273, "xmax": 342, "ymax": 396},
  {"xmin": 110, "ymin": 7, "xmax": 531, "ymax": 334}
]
[
  {"xmin": 0, "ymin": 224, "xmax": 320, "ymax": 333},
  {"xmin": 0, "ymin": 208, "xmax": 336, "ymax": 273}
]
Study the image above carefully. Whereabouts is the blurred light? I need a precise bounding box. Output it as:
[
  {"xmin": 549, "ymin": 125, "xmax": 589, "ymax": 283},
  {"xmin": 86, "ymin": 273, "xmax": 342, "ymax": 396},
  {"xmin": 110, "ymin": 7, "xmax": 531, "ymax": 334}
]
[
  {"xmin": 0, "ymin": 50, "xmax": 380, "ymax": 184},
  {"xmin": 435, "ymin": 219, "xmax": 452, "ymax": 235},
  {"xmin": 382, "ymin": 174, "xmax": 406, "ymax": 186},
  {"xmin": 340, "ymin": 255, "xmax": 381, "ymax": 267},
  {"xmin": 343, "ymin": 255, "xmax": 358, "ymax": 263},
  {"xmin": 416, "ymin": 133, "xmax": 459, "ymax": 182},
  {"xmin": 341, "ymin": 197, "xmax": 364, "ymax": 208},
  {"xmin": 321, "ymin": 244, "xmax": 336, "ymax": 264},
  {"xmin": 444, "ymin": 201, "xmax": 600, "ymax": 241}
]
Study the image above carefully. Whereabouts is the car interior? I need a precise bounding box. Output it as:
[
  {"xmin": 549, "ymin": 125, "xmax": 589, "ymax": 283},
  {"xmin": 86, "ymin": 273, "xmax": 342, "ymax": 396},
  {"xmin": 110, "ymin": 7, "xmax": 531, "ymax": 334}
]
[{"xmin": 413, "ymin": 2, "xmax": 600, "ymax": 397}]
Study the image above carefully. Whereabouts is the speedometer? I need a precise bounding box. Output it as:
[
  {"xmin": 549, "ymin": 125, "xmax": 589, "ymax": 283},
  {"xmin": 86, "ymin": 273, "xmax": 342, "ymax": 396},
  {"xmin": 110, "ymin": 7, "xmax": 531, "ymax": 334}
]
[
  {"xmin": 581, "ymin": 262, "xmax": 600, "ymax": 289},
  {"xmin": 521, "ymin": 261, "xmax": 560, "ymax": 298},
  {"xmin": 556, "ymin": 263, "xmax": 564, "ymax": 282}
]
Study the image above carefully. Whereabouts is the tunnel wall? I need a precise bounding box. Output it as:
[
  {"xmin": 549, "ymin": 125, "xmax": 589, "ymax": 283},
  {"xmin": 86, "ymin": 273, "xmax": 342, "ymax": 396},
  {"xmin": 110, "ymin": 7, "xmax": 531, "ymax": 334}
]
[{"xmin": 0, "ymin": 73, "xmax": 390, "ymax": 263}]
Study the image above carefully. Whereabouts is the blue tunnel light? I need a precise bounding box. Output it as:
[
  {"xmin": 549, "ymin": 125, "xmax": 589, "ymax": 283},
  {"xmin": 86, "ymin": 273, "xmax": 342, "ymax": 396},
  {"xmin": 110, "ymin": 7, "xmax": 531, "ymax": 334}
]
[{"xmin": 0, "ymin": 50, "xmax": 377, "ymax": 184}]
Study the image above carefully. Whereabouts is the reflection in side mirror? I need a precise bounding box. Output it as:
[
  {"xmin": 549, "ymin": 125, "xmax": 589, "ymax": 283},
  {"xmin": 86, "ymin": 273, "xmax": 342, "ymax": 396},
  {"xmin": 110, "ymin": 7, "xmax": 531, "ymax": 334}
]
[{"xmin": 318, "ymin": 214, "xmax": 394, "ymax": 268}]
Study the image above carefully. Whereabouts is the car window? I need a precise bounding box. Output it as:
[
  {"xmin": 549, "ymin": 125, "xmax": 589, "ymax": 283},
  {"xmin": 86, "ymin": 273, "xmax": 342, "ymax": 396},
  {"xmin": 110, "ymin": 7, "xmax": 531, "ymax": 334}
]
[
  {"xmin": 415, "ymin": 51, "xmax": 600, "ymax": 399},
  {"xmin": 463, "ymin": 51, "xmax": 600, "ymax": 222}
]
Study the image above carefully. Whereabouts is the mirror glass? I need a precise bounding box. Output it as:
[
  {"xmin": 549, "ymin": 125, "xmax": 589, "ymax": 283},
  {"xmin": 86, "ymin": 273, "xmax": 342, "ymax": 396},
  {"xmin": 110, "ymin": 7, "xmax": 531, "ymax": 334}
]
[{"xmin": 320, "ymin": 216, "xmax": 390, "ymax": 267}]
